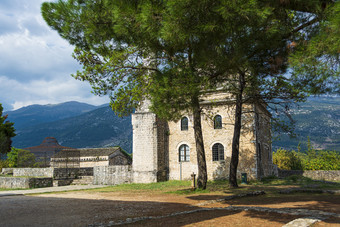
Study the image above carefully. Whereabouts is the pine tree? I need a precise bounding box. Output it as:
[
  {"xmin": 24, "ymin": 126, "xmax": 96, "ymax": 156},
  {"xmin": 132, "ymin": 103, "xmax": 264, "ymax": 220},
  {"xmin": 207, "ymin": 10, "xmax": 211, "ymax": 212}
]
[
  {"xmin": 0, "ymin": 104, "xmax": 16, "ymax": 155},
  {"xmin": 41, "ymin": 0, "xmax": 337, "ymax": 188}
]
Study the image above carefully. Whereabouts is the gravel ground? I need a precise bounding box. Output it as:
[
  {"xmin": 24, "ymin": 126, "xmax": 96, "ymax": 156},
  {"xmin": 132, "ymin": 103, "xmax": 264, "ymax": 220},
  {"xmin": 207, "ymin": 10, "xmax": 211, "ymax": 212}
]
[{"xmin": 0, "ymin": 189, "xmax": 339, "ymax": 227}]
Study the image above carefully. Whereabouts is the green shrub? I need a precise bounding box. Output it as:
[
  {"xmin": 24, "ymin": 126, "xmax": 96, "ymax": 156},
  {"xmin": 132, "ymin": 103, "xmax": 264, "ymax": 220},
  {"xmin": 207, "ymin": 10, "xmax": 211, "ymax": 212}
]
[
  {"xmin": 273, "ymin": 148, "xmax": 303, "ymax": 170},
  {"xmin": 302, "ymin": 150, "xmax": 340, "ymax": 170},
  {"xmin": 7, "ymin": 148, "xmax": 36, "ymax": 168},
  {"xmin": 0, "ymin": 159, "xmax": 8, "ymax": 172}
]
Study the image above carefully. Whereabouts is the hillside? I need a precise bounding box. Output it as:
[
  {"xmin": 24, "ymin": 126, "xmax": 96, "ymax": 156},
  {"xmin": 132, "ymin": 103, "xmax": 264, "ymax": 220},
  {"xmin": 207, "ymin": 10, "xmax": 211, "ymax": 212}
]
[
  {"xmin": 8, "ymin": 104, "xmax": 132, "ymax": 153},
  {"xmin": 5, "ymin": 101, "xmax": 97, "ymax": 129},
  {"xmin": 273, "ymin": 96, "xmax": 340, "ymax": 151},
  {"xmin": 6, "ymin": 97, "xmax": 339, "ymax": 154}
]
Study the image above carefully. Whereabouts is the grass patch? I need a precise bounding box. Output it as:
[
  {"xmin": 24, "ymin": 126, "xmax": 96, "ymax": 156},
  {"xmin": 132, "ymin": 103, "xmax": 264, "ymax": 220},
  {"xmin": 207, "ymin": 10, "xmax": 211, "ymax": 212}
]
[
  {"xmin": 251, "ymin": 175, "xmax": 340, "ymax": 189},
  {"xmin": 88, "ymin": 180, "xmax": 192, "ymax": 193},
  {"xmin": 84, "ymin": 176, "xmax": 340, "ymax": 195}
]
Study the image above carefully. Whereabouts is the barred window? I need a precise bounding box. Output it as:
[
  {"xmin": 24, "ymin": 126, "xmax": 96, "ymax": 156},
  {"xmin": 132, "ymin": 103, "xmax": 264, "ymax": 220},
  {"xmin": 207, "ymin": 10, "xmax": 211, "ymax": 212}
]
[
  {"xmin": 179, "ymin": 144, "xmax": 190, "ymax": 162},
  {"xmin": 181, "ymin": 117, "xmax": 188, "ymax": 131},
  {"xmin": 212, "ymin": 143, "xmax": 224, "ymax": 161},
  {"xmin": 214, "ymin": 115, "xmax": 222, "ymax": 129}
]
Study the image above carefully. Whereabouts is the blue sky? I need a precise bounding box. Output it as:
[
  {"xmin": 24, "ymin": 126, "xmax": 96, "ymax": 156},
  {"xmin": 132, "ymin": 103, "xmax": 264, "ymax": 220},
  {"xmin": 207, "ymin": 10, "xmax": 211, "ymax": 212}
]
[{"xmin": 0, "ymin": 0, "xmax": 109, "ymax": 111}]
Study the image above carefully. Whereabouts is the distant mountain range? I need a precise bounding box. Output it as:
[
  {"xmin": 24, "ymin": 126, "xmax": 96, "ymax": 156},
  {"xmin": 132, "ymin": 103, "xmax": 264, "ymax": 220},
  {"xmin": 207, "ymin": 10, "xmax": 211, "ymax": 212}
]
[
  {"xmin": 5, "ymin": 96, "xmax": 340, "ymax": 153},
  {"xmin": 272, "ymin": 96, "xmax": 340, "ymax": 152},
  {"xmin": 6, "ymin": 102, "xmax": 132, "ymax": 153}
]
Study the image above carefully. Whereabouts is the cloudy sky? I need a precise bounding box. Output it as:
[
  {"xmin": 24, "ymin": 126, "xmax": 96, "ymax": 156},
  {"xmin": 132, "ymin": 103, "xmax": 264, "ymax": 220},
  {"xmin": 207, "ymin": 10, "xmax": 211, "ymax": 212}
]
[{"xmin": 0, "ymin": 0, "xmax": 109, "ymax": 111}]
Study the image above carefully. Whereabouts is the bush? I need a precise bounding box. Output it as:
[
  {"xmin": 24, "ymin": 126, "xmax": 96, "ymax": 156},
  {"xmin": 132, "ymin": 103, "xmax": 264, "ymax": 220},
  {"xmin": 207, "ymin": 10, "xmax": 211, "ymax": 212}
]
[
  {"xmin": 7, "ymin": 148, "xmax": 36, "ymax": 168},
  {"xmin": 273, "ymin": 145, "xmax": 340, "ymax": 170},
  {"xmin": 0, "ymin": 159, "xmax": 8, "ymax": 172},
  {"xmin": 302, "ymin": 150, "xmax": 340, "ymax": 170},
  {"xmin": 273, "ymin": 148, "xmax": 303, "ymax": 170}
]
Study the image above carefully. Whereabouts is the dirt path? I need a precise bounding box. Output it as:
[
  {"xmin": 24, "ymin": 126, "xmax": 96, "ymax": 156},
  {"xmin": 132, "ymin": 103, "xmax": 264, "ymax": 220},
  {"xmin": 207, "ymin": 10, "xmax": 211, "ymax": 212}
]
[{"xmin": 0, "ymin": 190, "xmax": 339, "ymax": 227}]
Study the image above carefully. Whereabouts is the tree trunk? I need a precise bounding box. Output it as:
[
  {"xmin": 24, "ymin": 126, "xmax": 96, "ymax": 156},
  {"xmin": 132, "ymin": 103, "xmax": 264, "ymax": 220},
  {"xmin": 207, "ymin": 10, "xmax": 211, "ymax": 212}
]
[
  {"xmin": 229, "ymin": 73, "xmax": 246, "ymax": 188},
  {"xmin": 192, "ymin": 95, "xmax": 207, "ymax": 189}
]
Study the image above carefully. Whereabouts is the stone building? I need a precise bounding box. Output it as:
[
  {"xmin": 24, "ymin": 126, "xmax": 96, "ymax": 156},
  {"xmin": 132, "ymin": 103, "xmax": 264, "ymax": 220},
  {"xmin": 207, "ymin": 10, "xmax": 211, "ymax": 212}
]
[
  {"xmin": 50, "ymin": 147, "xmax": 132, "ymax": 168},
  {"xmin": 132, "ymin": 92, "xmax": 273, "ymax": 183},
  {"xmin": 23, "ymin": 137, "xmax": 73, "ymax": 166}
]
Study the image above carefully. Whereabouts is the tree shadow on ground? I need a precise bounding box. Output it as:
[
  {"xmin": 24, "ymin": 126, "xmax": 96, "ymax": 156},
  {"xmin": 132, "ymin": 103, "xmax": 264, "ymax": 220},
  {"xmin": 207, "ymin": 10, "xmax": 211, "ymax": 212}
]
[
  {"xmin": 1, "ymin": 192, "xmax": 338, "ymax": 227},
  {"xmin": 123, "ymin": 209, "xmax": 299, "ymax": 226},
  {"xmin": 222, "ymin": 194, "xmax": 340, "ymax": 213}
]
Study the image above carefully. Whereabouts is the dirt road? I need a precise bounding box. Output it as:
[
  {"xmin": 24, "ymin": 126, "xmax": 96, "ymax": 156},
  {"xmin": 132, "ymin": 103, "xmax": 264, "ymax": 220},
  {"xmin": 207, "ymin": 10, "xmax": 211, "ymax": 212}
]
[{"xmin": 0, "ymin": 190, "xmax": 339, "ymax": 226}]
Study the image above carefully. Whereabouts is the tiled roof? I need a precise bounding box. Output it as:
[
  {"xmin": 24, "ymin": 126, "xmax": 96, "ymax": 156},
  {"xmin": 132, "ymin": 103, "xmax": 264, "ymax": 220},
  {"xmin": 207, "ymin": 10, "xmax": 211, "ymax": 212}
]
[
  {"xmin": 52, "ymin": 147, "xmax": 121, "ymax": 158},
  {"xmin": 23, "ymin": 137, "xmax": 73, "ymax": 152}
]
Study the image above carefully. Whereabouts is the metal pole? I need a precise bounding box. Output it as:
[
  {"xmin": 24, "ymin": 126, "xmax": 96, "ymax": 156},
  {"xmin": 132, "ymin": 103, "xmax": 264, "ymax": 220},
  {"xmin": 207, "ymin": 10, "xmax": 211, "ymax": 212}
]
[{"xmin": 180, "ymin": 161, "xmax": 182, "ymax": 181}]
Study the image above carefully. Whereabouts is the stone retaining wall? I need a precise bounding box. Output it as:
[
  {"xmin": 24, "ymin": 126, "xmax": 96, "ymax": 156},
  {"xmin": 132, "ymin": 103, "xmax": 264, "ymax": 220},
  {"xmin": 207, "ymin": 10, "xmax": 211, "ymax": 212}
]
[
  {"xmin": 278, "ymin": 170, "xmax": 340, "ymax": 181},
  {"xmin": 0, "ymin": 177, "xmax": 53, "ymax": 189},
  {"xmin": 13, "ymin": 168, "xmax": 54, "ymax": 177},
  {"xmin": 53, "ymin": 168, "xmax": 93, "ymax": 179},
  {"xmin": 93, "ymin": 165, "xmax": 132, "ymax": 185}
]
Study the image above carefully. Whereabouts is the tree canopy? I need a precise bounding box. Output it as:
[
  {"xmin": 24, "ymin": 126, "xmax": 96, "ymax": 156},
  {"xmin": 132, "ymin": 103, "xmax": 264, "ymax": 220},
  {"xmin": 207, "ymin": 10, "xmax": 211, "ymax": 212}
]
[
  {"xmin": 0, "ymin": 104, "xmax": 16, "ymax": 154},
  {"xmin": 42, "ymin": 0, "xmax": 339, "ymax": 188}
]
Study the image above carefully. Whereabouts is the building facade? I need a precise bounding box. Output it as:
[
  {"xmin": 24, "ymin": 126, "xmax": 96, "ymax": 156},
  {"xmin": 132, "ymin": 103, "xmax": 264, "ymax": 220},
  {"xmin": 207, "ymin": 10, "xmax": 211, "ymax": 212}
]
[
  {"xmin": 132, "ymin": 92, "xmax": 273, "ymax": 183},
  {"xmin": 51, "ymin": 147, "xmax": 132, "ymax": 168}
]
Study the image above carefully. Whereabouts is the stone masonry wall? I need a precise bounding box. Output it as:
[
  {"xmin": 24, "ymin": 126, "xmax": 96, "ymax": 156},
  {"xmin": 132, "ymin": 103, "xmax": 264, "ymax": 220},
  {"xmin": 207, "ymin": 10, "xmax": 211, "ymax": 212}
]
[
  {"xmin": 132, "ymin": 112, "xmax": 158, "ymax": 183},
  {"xmin": 278, "ymin": 170, "xmax": 340, "ymax": 181},
  {"xmin": 93, "ymin": 165, "xmax": 132, "ymax": 185},
  {"xmin": 13, "ymin": 168, "xmax": 54, "ymax": 177},
  {"xmin": 53, "ymin": 168, "xmax": 93, "ymax": 179},
  {"xmin": 0, "ymin": 177, "xmax": 53, "ymax": 189},
  {"xmin": 156, "ymin": 117, "xmax": 169, "ymax": 181},
  {"xmin": 168, "ymin": 100, "xmax": 258, "ymax": 181},
  {"xmin": 255, "ymin": 104, "xmax": 273, "ymax": 179}
]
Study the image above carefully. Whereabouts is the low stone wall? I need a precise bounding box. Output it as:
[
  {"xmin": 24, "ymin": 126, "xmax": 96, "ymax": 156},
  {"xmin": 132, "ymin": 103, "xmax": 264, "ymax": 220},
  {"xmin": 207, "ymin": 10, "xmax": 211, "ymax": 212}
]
[
  {"xmin": 93, "ymin": 165, "xmax": 132, "ymax": 185},
  {"xmin": 1, "ymin": 168, "xmax": 14, "ymax": 175},
  {"xmin": 53, "ymin": 168, "xmax": 93, "ymax": 180},
  {"xmin": 13, "ymin": 168, "xmax": 54, "ymax": 177},
  {"xmin": 278, "ymin": 170, "xmax": 340, "ymax": 181},
  {"xmin": 0, "ymin": 177, "xmax": 53, "ymax": 189}
]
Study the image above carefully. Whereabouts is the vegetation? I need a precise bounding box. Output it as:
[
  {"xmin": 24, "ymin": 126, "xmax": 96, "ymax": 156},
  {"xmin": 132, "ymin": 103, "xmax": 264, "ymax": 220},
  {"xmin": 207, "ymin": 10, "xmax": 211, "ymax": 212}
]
[
  {"xmin": 41, "ymin": 0, "xmax": 338, "ymax": 189},
  {"xmin": 273, "ymin": 139, "xmax": 340, "ymax": 170},
  {"xmin": 0, "ymin": 103, "xmax": 16, "ymax": 155},
  {"xmin": 0, "ymin": 159, "xmax": 8, "ymax": 172},
  {"xmin": 7, "ymin": 148, "xmax": 36, "ymax": 168},
  {"xmin": 273, "ymin": 148, "xmax": 303, "ymax": 170},
  {"xmin": 82, "ymin": 177, "xmax": 340, "ymax": 196}
]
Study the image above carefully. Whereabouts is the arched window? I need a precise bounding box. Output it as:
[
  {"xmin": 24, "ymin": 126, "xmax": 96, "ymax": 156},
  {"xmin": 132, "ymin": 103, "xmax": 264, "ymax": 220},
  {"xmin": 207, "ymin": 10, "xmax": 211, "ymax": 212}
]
[
  {"xmin": 181, "ymin": 117, "xmax": 188, "ymax": 131},
  {"xmin": 179, "ymin": 144, "xmax": 190, "ymax": 162},
  {"xmin": 214, "ymin": 115, "xmax": 222, "ymax": 129},
  {"xmin": 212, "ymin": 143, "xmax": 224, "ymax": 161}
]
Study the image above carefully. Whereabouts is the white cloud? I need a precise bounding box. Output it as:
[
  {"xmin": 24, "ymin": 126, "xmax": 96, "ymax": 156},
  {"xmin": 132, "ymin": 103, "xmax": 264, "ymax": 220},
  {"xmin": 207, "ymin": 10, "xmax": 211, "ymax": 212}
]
[
  {"xmin": 0, "ymin": 76, "xmax": 109, "ymax": 110},
  {"xmin": 0, "ymin": 0, "xmax": 110, "ymax": 111}
]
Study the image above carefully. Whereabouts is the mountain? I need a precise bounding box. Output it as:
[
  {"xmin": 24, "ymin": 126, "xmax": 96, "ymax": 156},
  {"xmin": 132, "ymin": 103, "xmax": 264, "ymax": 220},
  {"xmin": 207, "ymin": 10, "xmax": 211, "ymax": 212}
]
[
  {"xmin": 11, "ymin": 105, "xmax": 132, "ymax": 153},
  {"xmin": 6, "ymin": 96, "xmax": 339, "ymax": 154},
  {"xmin": 5, "ymin": 101, "xmax": 98, "ymax": 129},
  {"xmin": 273, "ymin": 96, "xmax": 340, "ymax": 151}
]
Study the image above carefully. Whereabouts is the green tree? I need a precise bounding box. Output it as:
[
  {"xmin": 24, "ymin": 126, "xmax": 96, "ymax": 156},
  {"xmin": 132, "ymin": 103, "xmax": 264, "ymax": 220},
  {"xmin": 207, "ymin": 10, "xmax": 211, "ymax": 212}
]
[
  {"xmin": 0, "ymin": 104, "xmax": 16, "ymax": 154},
  {"xmin": 7, "ymin": 148, "xmax": 36, "ymax": 168},
  {"xmin": 41, "ymin": 0, "xmax": 337, "ymax": 188},
  {"xmin": 7, "ymin": 147, "xmax": 19, "ymax": 167},
  {"xmin": 289, "ymin": 1, "xmax": 340, "ymax": 94},
  {"xmin": 273, "ymin": 148, "xmax": 303, "ymax": 170}
]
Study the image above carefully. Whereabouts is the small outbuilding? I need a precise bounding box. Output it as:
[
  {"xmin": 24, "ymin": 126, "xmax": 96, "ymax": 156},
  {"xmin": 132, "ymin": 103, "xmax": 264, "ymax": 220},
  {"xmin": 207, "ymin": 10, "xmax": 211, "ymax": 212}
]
[
  {"xmin": 50, "ymin": 147, "xmax": 132, "ymax": 168},
  {"xmin": 23, "ymin": 137, "xmax": 73, "ymax": 166}
]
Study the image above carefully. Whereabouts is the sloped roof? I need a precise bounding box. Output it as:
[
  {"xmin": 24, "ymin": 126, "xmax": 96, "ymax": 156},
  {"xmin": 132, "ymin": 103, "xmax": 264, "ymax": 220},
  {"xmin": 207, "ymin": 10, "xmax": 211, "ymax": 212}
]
[
  {"xmin": 52, "ymin": 147, "xmax": 123, "ymax": 158},
  {"xmin": 24, "ymin": 137, "xmax": 73, "ymax": 153}
]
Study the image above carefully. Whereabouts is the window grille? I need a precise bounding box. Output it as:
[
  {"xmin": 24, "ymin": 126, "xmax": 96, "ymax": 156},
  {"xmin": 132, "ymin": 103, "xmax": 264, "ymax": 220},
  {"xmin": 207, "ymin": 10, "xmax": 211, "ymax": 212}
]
[
  {"xmin": 179, "ymin": 144, "xmax": 190, "ymax": 162},
  {"xmin": 212, "ymin": 143, "xmax": 224, "ymax": 161}
]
